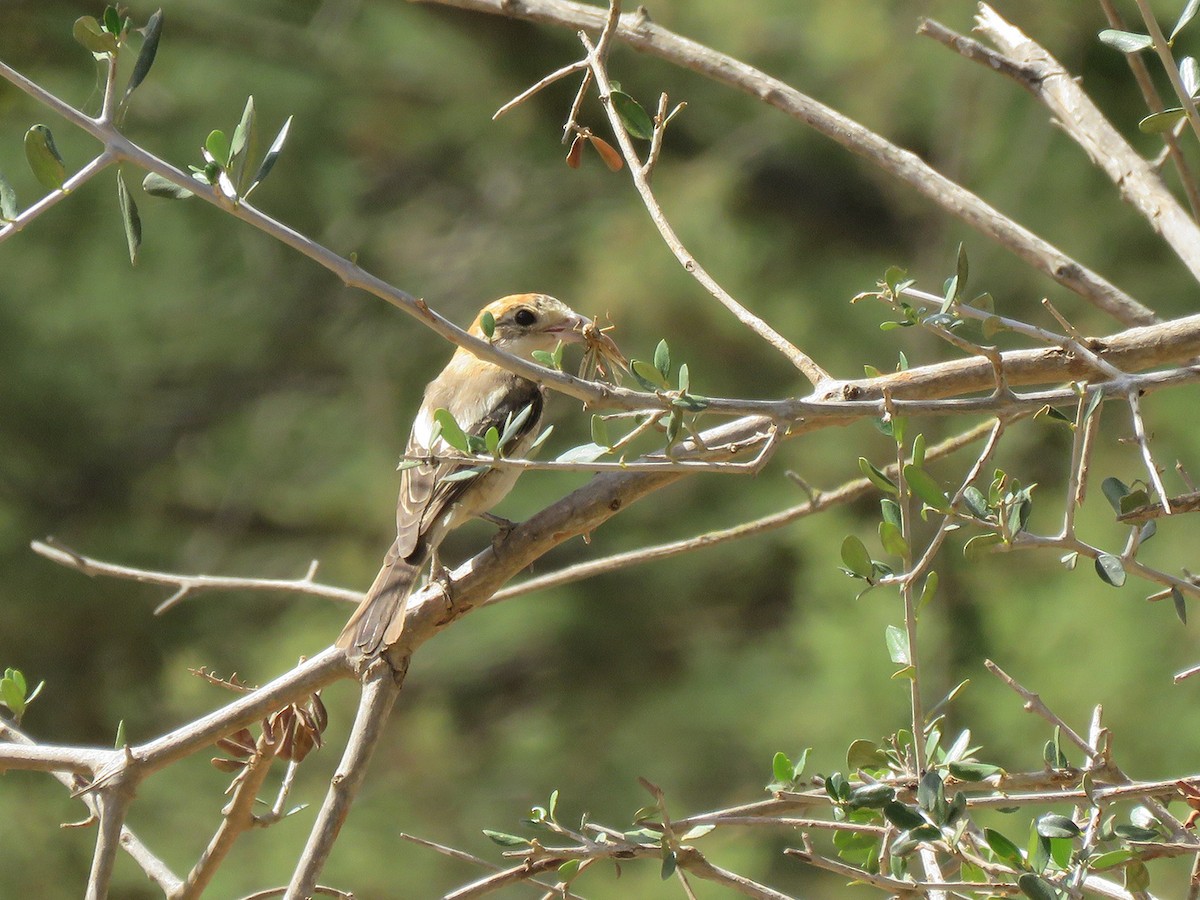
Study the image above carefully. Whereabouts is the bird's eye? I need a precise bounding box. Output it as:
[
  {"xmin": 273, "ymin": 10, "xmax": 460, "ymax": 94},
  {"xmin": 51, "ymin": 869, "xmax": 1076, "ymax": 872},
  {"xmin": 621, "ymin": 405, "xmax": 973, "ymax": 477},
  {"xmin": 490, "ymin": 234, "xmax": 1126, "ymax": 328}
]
[{"xmin": 513, "ymin": 308, "xmax": 538, "ymax": 327}]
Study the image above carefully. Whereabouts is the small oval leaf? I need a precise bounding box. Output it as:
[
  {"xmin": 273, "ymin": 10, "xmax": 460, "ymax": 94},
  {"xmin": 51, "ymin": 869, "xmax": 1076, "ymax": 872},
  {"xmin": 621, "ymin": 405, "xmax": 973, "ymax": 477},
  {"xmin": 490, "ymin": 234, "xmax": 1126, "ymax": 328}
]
[{"xmin": 24, "ymin": 125, "xmax": 66, "ymax": 191}]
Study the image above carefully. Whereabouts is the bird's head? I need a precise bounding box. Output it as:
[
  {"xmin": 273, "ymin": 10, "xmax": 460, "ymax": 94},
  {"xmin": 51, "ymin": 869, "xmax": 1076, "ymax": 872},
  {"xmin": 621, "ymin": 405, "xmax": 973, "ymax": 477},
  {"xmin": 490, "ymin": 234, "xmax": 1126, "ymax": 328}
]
[{"xmin": 470, "ymin": 293, "xmax": 593, "ymax": 358}]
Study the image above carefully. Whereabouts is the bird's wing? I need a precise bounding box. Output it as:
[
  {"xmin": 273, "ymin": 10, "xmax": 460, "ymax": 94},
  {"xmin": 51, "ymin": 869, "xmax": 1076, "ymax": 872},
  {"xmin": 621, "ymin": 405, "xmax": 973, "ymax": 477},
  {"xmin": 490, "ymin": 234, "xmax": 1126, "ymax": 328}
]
[{"xmin": 395, "ymin": 370, "xmax": 543, "ymax": 560}]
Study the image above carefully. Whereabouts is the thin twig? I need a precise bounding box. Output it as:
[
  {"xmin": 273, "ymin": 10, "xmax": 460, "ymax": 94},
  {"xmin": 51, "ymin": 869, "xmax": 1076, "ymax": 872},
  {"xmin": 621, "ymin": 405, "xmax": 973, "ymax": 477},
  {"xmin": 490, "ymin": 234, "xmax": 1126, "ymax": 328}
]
[
  {"xmin": 285, "ymin": 660, "xmax": 404, "ymax": 899},
  {"xmin": 578, "ymin": 31, "xmax": 832, "ymax": 387}
]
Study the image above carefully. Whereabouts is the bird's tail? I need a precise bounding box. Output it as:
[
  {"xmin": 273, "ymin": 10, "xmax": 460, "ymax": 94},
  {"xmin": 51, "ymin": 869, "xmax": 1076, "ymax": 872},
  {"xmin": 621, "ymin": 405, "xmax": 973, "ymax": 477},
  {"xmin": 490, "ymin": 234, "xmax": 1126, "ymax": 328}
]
[{"xmin": 336, "ymin": 543, "xmax": 421, "ymax": 657}]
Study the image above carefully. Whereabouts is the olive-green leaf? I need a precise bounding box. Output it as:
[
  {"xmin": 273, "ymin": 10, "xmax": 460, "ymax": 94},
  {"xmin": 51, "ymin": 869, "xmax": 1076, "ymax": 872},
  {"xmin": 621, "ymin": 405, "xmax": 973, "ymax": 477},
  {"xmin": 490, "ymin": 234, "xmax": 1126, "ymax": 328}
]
[
  {"xmin": 142, "ymin": 172, "xmax": 194, "ymax": 199},
  {"xmin": 962, "ymin": 485, "xmax": 989, "ymax": 518},
  {"xmin": 480, "ymin": 310, "xmax": 495, "ymax": 339},
  {"xmin": 1089, "ymin": 849, "xmax": 1135, "ymax": 870},
  {"xmin": 985, "ymin": 828, "xmax": 1025, "ymax": 867},
  {"xmin": 482, "ymin": 829, "xmax": 531, "ymax": 847},
  {"xmin": 660, "ymin": 844, "xmax": 676, "ymax": 880},
  {"xmin": 73, "ymin": 16, "xmax": 118, "ymax": 55},
  {"xmin": 1124, "ymin": 859, "xmax": 1150, "ymax": 891},
  {"xmin": 771, "ymin": 751, "xmax": 792, "ymax": 785},
  {"xmin": 24, "ymin": 125, "xmax": 66, "ymax": 191},
  {"xmin": 0, "ymin": 171, "xmax": 17, "ymax": 221},
  {"xmin": 554, "ymin": 443, "xmax": 608, "ymax": 464},
  {"xmin": 846, "ymin": 739, "xmax": 887, "ymax": 771},
  {"xmin": 103, "ymin": 5, "xmax": 122, "ymax": 35},
  {"xmin": 1094, "ymin": 553, "xmax": 1126, "ymax": 587},
  {"xmin": 630, "ymin": 359, "xmax": 668, "ymax": 390},
  {"xmin": 245, "ymin": 115, "xmax": 293, "ymax": 198},
  {"xmin": 847, "ymin": 782, "xmax": 895, "ymax": 809},
  {"xmin": 904, "ymin": 464, "xmax": 950, "ymax": 513},
  {"xmin": 484, "ymin": 426, "xmax": 500, "ymax": 456},
  {"xmin": 116, "ymin": 170, "xmax": 141, "ymax": 266},
  {"xmin": 591, "ymin": 414, "xmax": 611, "ymax": 448},
  {"xmin": 1098, "ymin": 29, "xmax": 1153, "ymax": 52},
  {"xmin": 948, "ymin": 760, "xmax": 1004, "ymax": 780},
  {"xmin": 1037, "ymin": 814, "xmax": 1081, "ymax": 839},
  {"xmin": 882, "ymin": 801, "xmax": 927, "ymax": 831},
  {"xmin": 1173, "ymin": 586, "xmax": 1187, "ymax": 625},
  {"xmin": 885, "ymin": 624, "xmax": 910, "ymax": 665},
  {"xmin": 840, "ymin": 535, "xmax": 873, "ymax": 578},
  {"xmin": 859, "ymin": 457, "xmax": 898, "ymax": 495},
  {"xmin": 231, "ymin": 95, "xmax": 259, "ymax": 193},
  {"xmin": 124, "ymin": 9, "xmax": 163, "ymax": 102},
  {"xmin": 1101, "ymin": 476, "xmax": 1130, "ymax": 512},
  {"xmin": 879, "ymin": 520, "xmax": 908, "ymax": 558},
  {"xmin": 653, "ymin": 338, "xmax": 670, "ymax": 381},
  {"xmin": 1139, "ymin": 107, "xmax": 1188, "ymax": 133},
  {"xmin": 611, "ymin": 90, "xmax": 654, "ymax": 140},
  {"xmin": 1172, "ymin": 0, "xmax": 1200, "ymax": 41},
  {"xmin": 1114, "ymin": 823, "xmax": 1160, "ymax": 842},
  {"xmin": 1017, "ymin": 872, "xmax": 1059, "ymax": 900},
  {"xmin": 433, "ymin": 408, "xmax": 469, "ymax": 453},
  {"xmin": 964, "ymin": 532, "xmax": 1003, "ymax": 561},
  {"xmin": 917, "ymin": 570, "xmax": 938, "ymax": 611}
]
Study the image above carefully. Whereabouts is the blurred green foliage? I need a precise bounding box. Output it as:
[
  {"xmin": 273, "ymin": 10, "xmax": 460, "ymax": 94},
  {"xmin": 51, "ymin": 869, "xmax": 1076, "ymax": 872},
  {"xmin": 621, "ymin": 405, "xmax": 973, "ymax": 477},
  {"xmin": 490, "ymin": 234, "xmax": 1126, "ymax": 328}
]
[{"xmin": 3, "ymin": 0, "xmax": 1200, "ymax": 896}]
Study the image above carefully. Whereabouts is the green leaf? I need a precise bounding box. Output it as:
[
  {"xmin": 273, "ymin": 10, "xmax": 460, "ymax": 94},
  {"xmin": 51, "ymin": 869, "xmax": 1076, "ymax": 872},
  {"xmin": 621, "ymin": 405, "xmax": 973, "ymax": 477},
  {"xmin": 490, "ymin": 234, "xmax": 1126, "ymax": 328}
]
[
  {"xmin": 917, "ymin": 770, "xmax": 947, "ymax": 824},
  {"xmin": 73, "ymin": 16, "xmax": 118, "ymax": 55},
  {"xmin": 880, "ymin": 498, "xmax": 901, "ymax": 529},
  {"xmin": 103, "ymin": 5, "xmax": 122, "ymax": 35},
  {"xmin": 1017, "ymin": 872, "xmax": 1059, "ymax": 900},
  {"xmin": 1098, "ymin": 28, "xmax": 1153, "ymax": 52},
  {"xmin": 846, "ymin": 739, "xmax": 887, "ymax": 771},
  {"xmin": 1118, "ymin": 488, "xmax": 1151, "ymax": 515},
  {"xmin": 531, "ymin": 349, "xmax": 558, "ymax": 369},
  {"xmin": 1140, "ymin": 107, "xmax": 1188, "ymax": 133},
  {"xmin": 680, "ymin": 824, "xmax": 715, "ymax": 842},
  {"xmin": 677, "ymin": 362, "xmax": 689, "ymax": 393},
  {"xmin": 611, "ymin": 90, "xmax": 654, "ymax": 140},
  {"xmin": 1094, "ymin": 553, "xmax": 1126, "ymax": 587},
  {"xmin": 484, "ymin": 426, "xmax": 501, "ymax": 456},
  {"xmin": 660, "ymin": 844, "xmax": 676, "ymax": 880},
  {"xmin": 1006, "ymin": 495, "xmax": 1032, "ymax": 537},
  {"xmin": 116, "ymin": 170, "xmax": 141, "ymax": 266},
  {"xmin": 498, "ymin": 404, "xmax": 535, "ymax": 450},
  {"xmin": 904, "ymin": 465, "xmax": 950, "ymax": 513},
  {"xmin": 1172, "ymin": 0, "xmax": 1200, "ymax": 40},
  {"xmin": 245, "ymin": 115, "xmax": 293, "ymax": 198},
  {"xmin": 205, "ymin": 130, "xmax": 231, "ymax": 167},
  {"xmin": 824, "ymin": 771, "xmax": 850, "ymax": 802},
  {"xmin": 859, "ymin": 457, "xmax": 898, "ymax": 494},
  {"xmin": 653, "ymin": 339, "xmax": 670, "ymax": 381},
  {"xmin": 557, "ymin": 859, "xmax": 581, "ymax": 879},
  {"xmin": 1114, "ymin": 823, "xmax": 1160, "ymax": 842},
  {"xmin": 847, "ymin": 782, "xmax": 895, "ymax": 809},
  {"xmin": 0, "ymin": 676, "xmax": 24, "ymax": 720},
  {"xmin": 141, "ymin": 172, "xmax": 194, "ymax": 199},
  {"xmin": 985, "ymin": 828, "xmax": 1025, "ymax": 868},
  {"xmin": 483, "ymin": 829, "xmax": 531, "ymax": 847},
  {"xmin": 840, "ymin": 535, "xmax": 873, "ymax": 578},
  {"xmin": 964, "ymin": 532, "xmax": 1003, "ymax": 561},
  {"xmin": 948, "ymin": 760, "xmax": 1004, "ymax": 780},
  {"xmin": 1124, "ymin": 859, "xmax": 1150, "ymax": 891},
  {"xmin": 917, "ymin": 571, "xmax": 938, "ymax": 611},
  {"xmin": 24, "ymin": 125, "xmax": 66, "ymax": 191},
  {"xmin": 885, "ymin": 624, "xmax": 910, "ymax": 665},
  {"xmin": 230, "ymin": 95, "xmax": 259, "ymax": 193},
  {"xmin": 590, "ymin": 415, "xmax": 611, "ymax": 449},
  {"xmin": 882, "ymin": 801, "xmax": 927, "ymax": 831},
  {"xmin": 1036, "ymin": 814, "xmax": 1080, "ymax": 839},
  {"xmin": 1173, "ymin": 586, "xmax": 1187, "ymax": 624},
  {"xmin": 439, "ymin": 467, "xmax": 484, "ymax": 483},
  {"xmin": 955, "ymin": 242, "xmax": 968, "ymax": 295},
  {"xmin": 433, "ymin": 408, "xmax": 469, "ymax": 453},
  {"xmin": 879, "ymin": 520, "xmax": 908, "ymax": 558},
  {"xmin": 1183, "ymin": 56, "xmax": 1200, "ymax": 97},
  {"xmin": 962, "ymin": 486, "xmax": 989, "ymax": 519},
  {"xmin": 1101, "ymin": 477, "xmax": 1130, "ymax": 512},
  {"xmin": 1089, "ymin": 849, "xmax": 1135, "ymax": 870},
  {"xmin": 0, "ymin": 170, "xmax": 17, "ymax": 221},
  {"xmin": 480, "ymin": 310, "xmax": 495, "ymax": 339},
  {"xmin": 113, "ymin": 719, "xmax": 126, "ymax": 748},
  {"xmin": 554, "ymin": 443, "xmax": 608, "ymax": 464},
  {"xmin": 771, "ymin": 751, "xmax": 792, "ymax": 784},
  {"xmin": 124, "ymin": 9, "xmax": 164, "ymax": 103},
  {"xmin": 911, "ymin": 432, "xmax": 926, "ymax": 468},
  {"xmin": 630, "ymin": 359, "xmax": 668, "ymax": 390}
]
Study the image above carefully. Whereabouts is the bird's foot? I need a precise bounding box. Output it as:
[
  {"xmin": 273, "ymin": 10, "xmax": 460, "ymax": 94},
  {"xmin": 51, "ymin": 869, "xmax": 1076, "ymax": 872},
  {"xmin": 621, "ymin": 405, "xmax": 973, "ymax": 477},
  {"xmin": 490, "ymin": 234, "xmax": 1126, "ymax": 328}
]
[{"xmin": 481, "ymin": 512, "xmax": 518, "ymax": 555}]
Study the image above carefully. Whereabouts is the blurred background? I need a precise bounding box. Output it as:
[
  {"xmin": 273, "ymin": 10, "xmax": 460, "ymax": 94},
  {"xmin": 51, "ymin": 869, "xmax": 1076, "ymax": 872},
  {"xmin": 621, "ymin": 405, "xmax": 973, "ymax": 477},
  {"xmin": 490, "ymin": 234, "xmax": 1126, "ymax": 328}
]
[{"xmin": 3, "ymin": 0, "xmax": 1200, "ymax": 896}]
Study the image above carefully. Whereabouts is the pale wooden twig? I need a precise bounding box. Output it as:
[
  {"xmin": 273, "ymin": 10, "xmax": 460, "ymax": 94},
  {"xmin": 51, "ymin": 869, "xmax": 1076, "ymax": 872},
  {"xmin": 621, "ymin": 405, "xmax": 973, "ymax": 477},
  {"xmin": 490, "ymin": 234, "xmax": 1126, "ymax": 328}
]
[
  {"xmin": 397, "ymin": 832, "xmax": 586, "ymax": 899},
  {"xmin": 286, "ymin": 660, "xmax": 404, "ymax": 899},
  {"xmin": 577, "ymin": 29, "xmax": 831, "ymax": 387},
  {"xmin": 492, "ymin": 59, "xmax": 587, "ymax": 120}
]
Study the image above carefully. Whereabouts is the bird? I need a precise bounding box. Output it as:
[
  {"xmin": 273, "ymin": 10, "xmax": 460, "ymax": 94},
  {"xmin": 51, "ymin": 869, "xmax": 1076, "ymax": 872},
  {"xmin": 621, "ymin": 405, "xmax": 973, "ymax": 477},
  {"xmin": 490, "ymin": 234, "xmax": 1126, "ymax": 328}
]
[{"xmin": 337, "ymin": 293, "xmax": 607, "ymax": 658}]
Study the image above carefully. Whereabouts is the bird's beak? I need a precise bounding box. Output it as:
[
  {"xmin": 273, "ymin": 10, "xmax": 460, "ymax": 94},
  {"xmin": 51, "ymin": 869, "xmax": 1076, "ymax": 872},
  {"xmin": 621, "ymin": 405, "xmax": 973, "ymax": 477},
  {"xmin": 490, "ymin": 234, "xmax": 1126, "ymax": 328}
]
[{"xmin": 546, "ymin": 312, "xmax": 592, "ymax": 344}]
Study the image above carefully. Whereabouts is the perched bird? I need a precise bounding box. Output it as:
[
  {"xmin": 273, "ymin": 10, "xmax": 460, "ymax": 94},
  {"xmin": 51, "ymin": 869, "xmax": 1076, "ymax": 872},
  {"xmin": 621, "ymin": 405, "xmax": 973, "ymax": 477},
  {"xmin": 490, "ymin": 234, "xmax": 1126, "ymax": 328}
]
[{"xmin": 337, "ymin": 293, "xmax": 602, "ymax": 658}]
